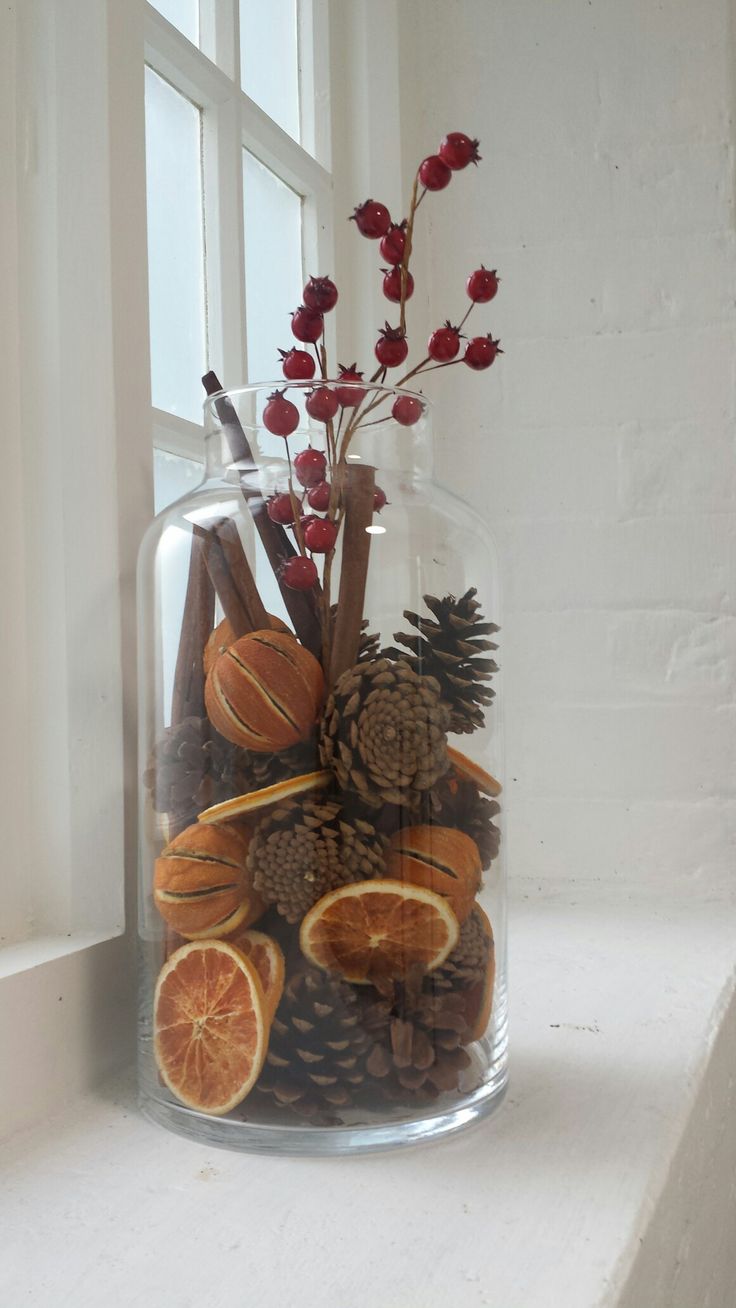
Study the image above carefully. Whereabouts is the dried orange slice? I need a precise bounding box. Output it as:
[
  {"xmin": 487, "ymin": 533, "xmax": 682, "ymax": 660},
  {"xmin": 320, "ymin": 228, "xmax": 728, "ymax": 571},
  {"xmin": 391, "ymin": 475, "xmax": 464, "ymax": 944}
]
[
  {"xmin": 229, "ymin": 928, "xmax": 285, "ymax": 1022},
  {"xmin": 300, "ymin": 880, "xmax": 459, "ymax": 985},
  {"xmin": 197, "ymin": 770, "xmax": 331, "ymax": 825},
  {"xmin": 154, "ymin": 939, "xmax": 267, "ymax": 1115},
  {"xmin": 447, "ymin": 746, "xmax": 502, "ymax": 798}
]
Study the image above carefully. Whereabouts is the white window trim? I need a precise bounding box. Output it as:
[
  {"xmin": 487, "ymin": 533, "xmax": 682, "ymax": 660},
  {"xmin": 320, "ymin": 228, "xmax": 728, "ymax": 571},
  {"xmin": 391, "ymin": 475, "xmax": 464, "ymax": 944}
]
[
  {"xmin": 2, "ymin": 0, "xmax": 402, "ymax": 1138},
  {"xmin": 144, "ymin": 0, "xmax": 334, "ymax": 467}
]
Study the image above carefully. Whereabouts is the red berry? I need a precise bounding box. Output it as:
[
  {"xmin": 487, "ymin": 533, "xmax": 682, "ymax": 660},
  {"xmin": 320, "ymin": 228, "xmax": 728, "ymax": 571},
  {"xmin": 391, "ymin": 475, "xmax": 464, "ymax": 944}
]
[
  {"xmin": 373, "ymin": 487, "xmax": 387, "ymax": 512},
  {"xmin": 282, "ymin": 556, "xmax": 318, "ymax": 590},
  {"xmin": 380, "ymin": 222, "xmax": 407, "ymax": 265},
  {"xmin": 293, "ymin": 446, "xmax": 328, "ymax": 488},
  {"xmin": 291, "ymin": 305, "xmax": 324, "ymax": 343},
  {"xmin": 303, "ymin": 276, "xmax": 338, "ymax": 313},
  {"xmin": 392, "ymin": 394, "xmax": 423, "ymax": 426},
  {"xmin": 349, "ymin": 199, "xmax": 391, "ymax": 239},
  {"xmin": 307, "ymin": 481, "xmax": 331, "ymax": 512},
  {"xmin": 464, "ymin": 335, "xmax": 502, "ymax": 371},
  {"xmin": 428, "ymin": 322, "xmax": 461, "ymax": 362},
  {"xmin": 263, "ymin": 390, "xmax": 300, "ymax": 437},
  {"xmin": 375, "ymin": 325, "xmax": 409, "ymax": 369},
  {"xmin": 335, "ymin": 364, "xmax": 366, "ymax": 407},
  {"xmin": 267, "ymin": 493, "xmax": 297, "ymax": 525},
  {"xmin": 306, "ymin": 386, "xmax": 339, "ymax": 422},
  {"xmin": 418, "ymin": 155, "xmax": 451, "ymax": 191},
  {"xmin": 466, "ymin": 266, "xmax": 499, "ymax": 303},
  {"xmin": 382, "ymin": 267, "xmax": 414, "ymax": 303},
  {"xmin": 438, "ymin": 133, "xmax": 481, "ymax": 170},
  {"xmin": 279, "ymin": 347, "xmax": 315, "ymax": 381},
  {"xmin": 303, "ymin": 517, "xmax": 339, "ymax": 554}
]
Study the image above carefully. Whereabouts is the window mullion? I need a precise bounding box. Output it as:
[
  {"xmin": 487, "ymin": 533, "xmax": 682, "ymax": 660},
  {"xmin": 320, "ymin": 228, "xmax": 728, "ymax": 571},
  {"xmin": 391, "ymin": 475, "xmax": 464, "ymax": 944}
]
[{"xmin": 203, "ymin": 94, "xmax": 248, "ymax": 387}]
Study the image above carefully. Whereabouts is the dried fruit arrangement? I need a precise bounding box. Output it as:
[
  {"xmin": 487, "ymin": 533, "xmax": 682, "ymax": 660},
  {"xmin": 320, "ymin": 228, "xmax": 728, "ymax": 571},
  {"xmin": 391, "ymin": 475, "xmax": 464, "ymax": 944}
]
[{"xmin": 145, "ymin": 130, "xmax": 503, "ymax": 1124}]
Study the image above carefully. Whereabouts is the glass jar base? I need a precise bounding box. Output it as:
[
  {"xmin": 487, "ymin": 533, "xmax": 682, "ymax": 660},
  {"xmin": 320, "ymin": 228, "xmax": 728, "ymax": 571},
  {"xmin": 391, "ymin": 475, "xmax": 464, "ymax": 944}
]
[{"xmin": 138, "ymin": 1028, "xmax": 508, "ymax": 1157}]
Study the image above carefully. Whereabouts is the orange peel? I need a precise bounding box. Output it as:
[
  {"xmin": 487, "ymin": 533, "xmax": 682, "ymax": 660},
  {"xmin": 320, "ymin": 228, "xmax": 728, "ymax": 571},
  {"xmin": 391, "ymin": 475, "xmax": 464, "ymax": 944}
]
[{"xmin": 447, "ymin": 746, "xmax": 502, "ymax": 798}]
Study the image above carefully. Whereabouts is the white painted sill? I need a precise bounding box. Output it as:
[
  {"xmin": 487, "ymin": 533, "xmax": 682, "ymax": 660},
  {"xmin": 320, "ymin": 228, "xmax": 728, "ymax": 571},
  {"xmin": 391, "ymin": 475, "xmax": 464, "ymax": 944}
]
[{"xmin": 2, "ymin": 882, "xmax": 735, "ymax": 1308}]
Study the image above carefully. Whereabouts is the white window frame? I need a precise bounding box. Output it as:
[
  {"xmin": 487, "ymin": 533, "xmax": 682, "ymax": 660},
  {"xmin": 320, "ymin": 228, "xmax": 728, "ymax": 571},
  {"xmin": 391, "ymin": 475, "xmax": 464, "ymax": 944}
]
[
  {"xmin": 2, "ymin": 0, "xmax": 402, "ymax": 1139},
  {"xmin": 144, "ymin": 0, "xmax": 335, "ymax": 470}
]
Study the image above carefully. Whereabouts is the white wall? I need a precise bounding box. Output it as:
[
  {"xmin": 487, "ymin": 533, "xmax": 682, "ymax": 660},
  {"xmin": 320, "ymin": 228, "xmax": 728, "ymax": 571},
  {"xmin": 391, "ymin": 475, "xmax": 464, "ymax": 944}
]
[{"xmin": 396, "ymin": 0, "xmax": 736, "ymax": 893}]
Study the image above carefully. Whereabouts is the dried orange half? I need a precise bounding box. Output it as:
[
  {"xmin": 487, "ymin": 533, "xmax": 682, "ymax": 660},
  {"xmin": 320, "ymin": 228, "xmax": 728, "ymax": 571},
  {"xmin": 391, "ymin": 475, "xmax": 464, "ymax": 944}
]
[
  {"xmin": 154, "ymin": 940, "xmax": 267, "ymax": 1116},
  {"xmin": 447, "ymin": 746, "xmax": 502, "ymax": 798},
  {"xmin": 197, "ymin": 770, "xmax": 331, "ymax": 826},
  {"xmin": 229, "ymin": 928, "xmax": 285, "ymax": 1022},
  {"xmin": 300, "ymin": 880, "xmax": 459, "ymax": 985}
]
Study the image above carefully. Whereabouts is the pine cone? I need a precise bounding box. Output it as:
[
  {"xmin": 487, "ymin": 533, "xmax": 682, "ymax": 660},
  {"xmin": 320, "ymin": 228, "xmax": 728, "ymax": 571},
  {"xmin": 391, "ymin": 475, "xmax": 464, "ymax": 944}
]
[
  {"xmin": 257, "ymin": 968, "xmax": 373, "ymax": 1120},
  {"xmin": 389, "ymin": 589, "xmax": 499, "ymax": 735},
  {"xmin": 206, "ymin": 734, "xmax": 319, "ymax": 803},
  {"xmin": 248, "ymin": 797, "xmax": 387, "ymax": 922},
  {"xmin": 320, "ymin": 657, "xmax": 451, "ymax": 808},
  {"xmin": 423, "ymin": 774, "xmax": 501, "ymax": 868},
  {"xmin": 361, "ymin": 978, "xmax": 472, "ymax": 1103},
  {"xmin": 429, "ymin": 905, "xmax": 493, "ymax": 995},
  {"xmin": 143, "ymin": 716, "xmax": 214, "ymax": 828}
]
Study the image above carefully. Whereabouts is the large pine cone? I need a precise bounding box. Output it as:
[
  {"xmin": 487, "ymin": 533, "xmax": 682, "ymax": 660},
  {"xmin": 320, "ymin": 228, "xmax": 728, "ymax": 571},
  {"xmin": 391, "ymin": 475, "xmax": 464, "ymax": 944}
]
[
  {"xmin": 207, "ymin": 734, "xmax": 319, "ymax": 803},
  {"xmin": 320, "ymin": 657, "xmax": 451, "ymax": 808},
  {"xmin": 361, "ymin": 978, "xmax": 473, "ymax": 1103},
  {"xmin": 257, "ymin": 968, "xmax": 373, "ymax": 1120},
  {"xmin": 389, "ymin": 589, "xmax": 499, "ymax": 735},
  {"xmin": 248, "ymin": 797, "xmax": 387, "ymax": 922}
]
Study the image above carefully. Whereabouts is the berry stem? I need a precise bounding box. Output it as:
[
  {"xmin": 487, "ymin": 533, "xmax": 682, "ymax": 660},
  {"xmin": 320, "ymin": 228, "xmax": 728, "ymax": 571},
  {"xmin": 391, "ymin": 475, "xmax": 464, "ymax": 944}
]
[
  {"xmin": 285, "ymin": 445, "xmax": 307, "ymax": 557},
  {"xmin": 399, "ymin": 172, "xmax": 422, "ymax": 337}
]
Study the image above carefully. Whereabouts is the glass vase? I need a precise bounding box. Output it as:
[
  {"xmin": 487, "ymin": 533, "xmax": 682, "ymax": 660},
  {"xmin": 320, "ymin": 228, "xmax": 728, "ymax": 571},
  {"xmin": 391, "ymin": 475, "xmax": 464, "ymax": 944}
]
[{"xmin": 137, "ymin": 381, "xmax": 507, "ymax": 1153}]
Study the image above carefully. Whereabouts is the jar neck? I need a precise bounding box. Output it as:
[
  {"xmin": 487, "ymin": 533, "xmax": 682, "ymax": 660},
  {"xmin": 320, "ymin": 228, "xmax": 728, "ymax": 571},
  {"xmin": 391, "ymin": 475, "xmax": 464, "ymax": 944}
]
[{"xmin": 202, "ymin": 383, "xmax": 435, "ymax": 483}]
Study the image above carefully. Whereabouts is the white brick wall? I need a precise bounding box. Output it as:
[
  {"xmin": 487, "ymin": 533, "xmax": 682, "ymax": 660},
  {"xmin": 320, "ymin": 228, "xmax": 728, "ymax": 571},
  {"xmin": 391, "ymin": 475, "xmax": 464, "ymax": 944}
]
[{"xmin": 397, "ymin": 0, "xmax": 736, "ymax": 889}]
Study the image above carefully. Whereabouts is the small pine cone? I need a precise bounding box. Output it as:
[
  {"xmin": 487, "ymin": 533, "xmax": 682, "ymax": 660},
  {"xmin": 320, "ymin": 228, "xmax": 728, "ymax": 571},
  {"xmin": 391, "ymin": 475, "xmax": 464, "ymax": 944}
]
[
  {"xmin": 257, "ymin": 968, "xmax": 373, "ymax": 1120},
  {"xmin": 423, "ymin": 775, "xmax": 501, "ymax": 868},
  {"xmin": 143, "ymin": 716, "xmax": 214, "ymax": 828},
  {"xmin": 206, "ymin": 734, "xmax": 319, "ymax": 804},
  {"xmin": 320, "ymin": 657, "xmax": 451, "ymax": 808},
  {"xmin": 362, "ymin": 982, "xmax": 473, "ymax": 1103},
  {"xmin": 388, "ymin": 588, "xmax": 499, "ymax": 735},
  {"xmin": 248, "ymin": 797, "xmax": 387, "ymax": 922},
  {"xmin": 429, "ymin": 905, "xmax": 493, "ymax": 995}
]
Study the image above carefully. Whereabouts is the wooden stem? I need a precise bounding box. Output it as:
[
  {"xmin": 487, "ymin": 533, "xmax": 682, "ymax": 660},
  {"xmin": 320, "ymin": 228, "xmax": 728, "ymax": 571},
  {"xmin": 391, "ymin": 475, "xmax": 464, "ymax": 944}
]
[
  {"xmin": 202, "ymin": 371, "xmax": 322, "ymax": 657},
  {"xmin": 329, "ymin": 464, "xmax": 376, "ymax": 685}
]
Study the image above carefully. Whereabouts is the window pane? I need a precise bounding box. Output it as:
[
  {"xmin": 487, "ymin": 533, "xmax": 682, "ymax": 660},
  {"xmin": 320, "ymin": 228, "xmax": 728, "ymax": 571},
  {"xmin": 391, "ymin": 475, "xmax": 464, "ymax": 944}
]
[
  {"xmin": 243, "ymin": 151, "xmax": 303, "ymax": 384},
  {"xmin": 153, "ymin": 448, "xmax": 204, "ymax": 512},
  {"xmin": 240, "ymin": 0, "xmax": 299, "ymax": 141},
  {"xmin": 145, "ymin": 68, "xmax": 207, "ymax": 424},
  {"xmin": 148, "ymin": 0, "xmax": 199, "ymax": 46}
]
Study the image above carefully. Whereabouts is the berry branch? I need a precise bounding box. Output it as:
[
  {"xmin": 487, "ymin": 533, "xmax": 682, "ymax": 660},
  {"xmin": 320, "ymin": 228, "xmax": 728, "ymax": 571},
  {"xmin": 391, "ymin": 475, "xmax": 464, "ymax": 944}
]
[{"xmin": 260, "ymin": 131, "xmax": 501, "ymax": 680}]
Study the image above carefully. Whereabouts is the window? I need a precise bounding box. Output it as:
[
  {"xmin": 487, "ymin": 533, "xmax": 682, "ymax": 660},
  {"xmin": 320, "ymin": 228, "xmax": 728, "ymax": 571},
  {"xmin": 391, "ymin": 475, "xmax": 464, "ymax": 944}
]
[{"xmin": 144, "ymin": 0, "xmax": 334, "ymax": 508}]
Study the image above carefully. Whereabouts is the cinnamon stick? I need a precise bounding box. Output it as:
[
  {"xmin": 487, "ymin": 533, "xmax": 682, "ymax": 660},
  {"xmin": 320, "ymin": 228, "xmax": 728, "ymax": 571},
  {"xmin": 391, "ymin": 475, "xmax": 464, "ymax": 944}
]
[
  {"xmin": 329, "ymin": 463, "xmax": 376, "ymax": 685},
  {"xmin": 170, "ymin": 528, "xmax": 215, "ymax": 726},
  {"xmin": 202, "ymin": 372, "xmax": 322, "ymax": 657},
  {"xmin": 213, "ymin": 518, "xmax": 270, "ymax": 631}
]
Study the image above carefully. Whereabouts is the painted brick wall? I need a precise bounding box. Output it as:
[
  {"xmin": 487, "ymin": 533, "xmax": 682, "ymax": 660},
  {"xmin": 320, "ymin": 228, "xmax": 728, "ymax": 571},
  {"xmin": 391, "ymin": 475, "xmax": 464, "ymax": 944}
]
[{"xmin": 397, "ymin": 0, "xmax": 736, "ymax": 889}]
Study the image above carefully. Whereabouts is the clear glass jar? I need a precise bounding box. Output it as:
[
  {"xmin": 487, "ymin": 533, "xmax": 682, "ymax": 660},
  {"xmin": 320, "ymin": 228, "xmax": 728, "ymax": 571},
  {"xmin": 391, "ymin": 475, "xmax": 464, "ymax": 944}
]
[{"xmin": 137, "ymin": 382, "xmax": 507, "ymax": 1153}]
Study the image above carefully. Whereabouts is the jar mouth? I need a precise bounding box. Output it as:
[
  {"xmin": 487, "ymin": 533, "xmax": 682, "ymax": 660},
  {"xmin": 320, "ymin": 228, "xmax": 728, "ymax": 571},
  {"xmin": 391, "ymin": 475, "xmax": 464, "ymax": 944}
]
[{"xmin": 203, "ymin": 379, "xmax": 431, "ymax": 439}]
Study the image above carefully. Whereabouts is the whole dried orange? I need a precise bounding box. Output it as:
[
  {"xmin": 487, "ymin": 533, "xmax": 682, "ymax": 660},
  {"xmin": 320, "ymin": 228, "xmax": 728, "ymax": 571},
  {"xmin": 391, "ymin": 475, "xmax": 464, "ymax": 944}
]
[
  {"xmin": 154, "ymin": 940, "xmax": 267, "ymax": 1115},
  {"xmin": 300, "ymin": 879, "xmax": 459, "ymax": 985},
  {"xmin": 229, "ymin": 928, "xmax": 285, "ymax": 1022}
]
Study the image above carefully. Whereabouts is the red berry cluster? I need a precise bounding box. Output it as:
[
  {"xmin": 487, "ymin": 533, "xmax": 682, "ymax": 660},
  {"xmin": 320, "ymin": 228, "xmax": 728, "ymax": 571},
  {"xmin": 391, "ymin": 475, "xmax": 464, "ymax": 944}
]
[{"xmin": 264, "ymin": 129, "xmax": 502, "ymax": 592}]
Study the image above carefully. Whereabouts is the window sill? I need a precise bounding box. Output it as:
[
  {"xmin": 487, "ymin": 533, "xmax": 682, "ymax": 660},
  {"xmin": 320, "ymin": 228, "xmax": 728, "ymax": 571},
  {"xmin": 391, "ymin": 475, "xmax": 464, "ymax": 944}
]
[
  {"xmin": 0, "ymin": 929, "xmax": 124, "ymax": 981},
  {"xmin": 2, "ymin": 883, "xmax": 735, "ymax": 1307}
]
